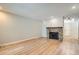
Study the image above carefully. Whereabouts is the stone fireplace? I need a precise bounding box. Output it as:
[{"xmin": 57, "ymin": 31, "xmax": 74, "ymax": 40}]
[{"xmin": 47, "ymin": 27, "xmax": 63, "ymax": 41}]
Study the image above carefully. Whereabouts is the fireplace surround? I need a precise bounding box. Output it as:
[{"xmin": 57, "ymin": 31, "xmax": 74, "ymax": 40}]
[{"xmin": 47, "ymin": 27, "xmax": 63, "ymax": 41}]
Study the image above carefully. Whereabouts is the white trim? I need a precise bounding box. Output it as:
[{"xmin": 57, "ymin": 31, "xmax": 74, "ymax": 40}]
[{"xmin": 0, "ymin": 37, "xmax": 41, "ymax": 47}]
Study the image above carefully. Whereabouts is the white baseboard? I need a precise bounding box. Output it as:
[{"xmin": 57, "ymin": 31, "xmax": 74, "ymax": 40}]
[{"xmin": 0, "ymin": 36, "xmax": 41, "ymax": 47}]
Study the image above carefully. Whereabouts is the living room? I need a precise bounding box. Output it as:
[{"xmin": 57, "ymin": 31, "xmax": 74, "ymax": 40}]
[{"xmin": 0, "ymin": 3, "xmax": 79, "ymax": 55}]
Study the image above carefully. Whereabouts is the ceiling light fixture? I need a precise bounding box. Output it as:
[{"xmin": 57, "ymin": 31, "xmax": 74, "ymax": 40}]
[{"xmin": 72, "ymin": 6, "xmax": 76, "ymax": 9}]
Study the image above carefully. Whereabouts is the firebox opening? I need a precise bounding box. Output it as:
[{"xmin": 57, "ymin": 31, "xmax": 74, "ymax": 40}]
[{"xmin": 49, "ymin": 32, "xmax": 59, "ymax": 39}]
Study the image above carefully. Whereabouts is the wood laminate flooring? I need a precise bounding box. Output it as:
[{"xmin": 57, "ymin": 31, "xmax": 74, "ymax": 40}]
[{"xmin": 0, "ymin": 37, "xmax": 79, "ymax": 55}]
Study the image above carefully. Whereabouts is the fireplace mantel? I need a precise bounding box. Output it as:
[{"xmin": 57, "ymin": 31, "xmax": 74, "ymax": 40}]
[{"xmin": 47, "ymin": 27, "xmax": 63, "ymax": 29}]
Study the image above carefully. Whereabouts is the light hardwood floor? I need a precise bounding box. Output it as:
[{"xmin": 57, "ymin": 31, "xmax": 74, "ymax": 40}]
[{"xmin": 0, "ymin": 37, "xmax": 79, "ymax": 55}]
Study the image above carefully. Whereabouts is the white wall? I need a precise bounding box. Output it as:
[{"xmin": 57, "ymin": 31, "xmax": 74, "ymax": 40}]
[
  {"xmin": 42, "ymin": 17, "xmax": 64, "ymax": 37},
  {"xmin": 0, "ymin": 11, "xmax": 42, "ymax": 44},
  {"xmin": 78, "ymin": 19, "xmax": 79, "ymax": 39}
]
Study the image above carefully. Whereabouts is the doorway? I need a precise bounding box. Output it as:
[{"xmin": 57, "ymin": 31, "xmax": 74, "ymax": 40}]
[{"xmin": 64, "ymin": 18, "xmax": 78, "ymax": 39}]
